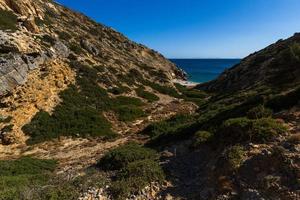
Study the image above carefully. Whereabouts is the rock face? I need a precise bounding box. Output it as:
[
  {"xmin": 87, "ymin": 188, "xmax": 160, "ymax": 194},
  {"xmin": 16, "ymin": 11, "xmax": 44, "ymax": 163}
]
[
  {"xmin": 0, "ymin": 30, "xmax": 71, "ymax": 96},
  {"xmin": 0, "ymin": 0, "xmax": 186, "ymax": 144},
  {"xmin": 0, "ymin": 0, "xmax": 186, "ymax": 97},
  {"xmin": 198, "ymin": 33, "xmax": 300, "ymax": 92}
]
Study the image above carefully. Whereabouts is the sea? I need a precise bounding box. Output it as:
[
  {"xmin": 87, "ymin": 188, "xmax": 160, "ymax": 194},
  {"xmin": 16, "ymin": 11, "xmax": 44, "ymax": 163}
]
[{"xmin": 170, "ymin": 59, "xmax": 241, "ymax": 84}]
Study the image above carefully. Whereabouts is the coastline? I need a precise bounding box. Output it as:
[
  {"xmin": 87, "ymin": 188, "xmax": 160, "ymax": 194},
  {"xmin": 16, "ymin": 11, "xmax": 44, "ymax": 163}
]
[{"xmin": 172, "ymin": 79, "xmax": 199, "ymax": 87}]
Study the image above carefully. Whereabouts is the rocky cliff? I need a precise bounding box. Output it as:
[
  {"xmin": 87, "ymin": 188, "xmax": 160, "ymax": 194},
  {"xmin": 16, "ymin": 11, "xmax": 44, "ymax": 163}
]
[
  {"xmin": 0, "ymin": 0, "xmax": 189, "ymax": 144},
  {"xmin": 0, "ymin": 0, "xmax": 185, "ymax": 96}
]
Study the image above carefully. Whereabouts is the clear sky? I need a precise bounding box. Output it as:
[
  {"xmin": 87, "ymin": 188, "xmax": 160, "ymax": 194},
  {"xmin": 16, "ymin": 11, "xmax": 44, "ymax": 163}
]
[{"xmin": 56, "ymin": 0, "xmax": 300, "ymax": 58}]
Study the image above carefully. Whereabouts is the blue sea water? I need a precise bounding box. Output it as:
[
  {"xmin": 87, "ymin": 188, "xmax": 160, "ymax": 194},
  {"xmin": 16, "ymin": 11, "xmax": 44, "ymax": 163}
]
[{"xmin": 170, "ymin": 59, "xmax": 241, "ymax": 83}]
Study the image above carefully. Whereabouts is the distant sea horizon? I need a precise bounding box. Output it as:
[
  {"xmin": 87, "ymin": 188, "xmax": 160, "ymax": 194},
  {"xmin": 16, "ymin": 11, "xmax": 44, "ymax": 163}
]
[{"xmin": 170, "ymin": 58, "xmax": 241, "ymax": 83}]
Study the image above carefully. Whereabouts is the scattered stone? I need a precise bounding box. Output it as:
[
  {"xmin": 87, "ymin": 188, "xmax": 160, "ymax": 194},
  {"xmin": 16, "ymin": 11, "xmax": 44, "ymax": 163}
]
[{"xmin": 241, "ymin": 188, "xmax": 265, "ymax": 200}]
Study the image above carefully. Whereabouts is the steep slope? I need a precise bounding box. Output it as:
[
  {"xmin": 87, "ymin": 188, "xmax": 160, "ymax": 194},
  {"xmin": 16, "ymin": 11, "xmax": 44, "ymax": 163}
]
[
  {"xmin": 0, "ymin": 0, "xmax": 189, "ymax": 145},
  {"xmin": 139, "ymin": 35, "xmax": 300, "ymax": 199},
  {"xmin": 198, "ymin": 33, "xmax": 300, "ymax": 92}
]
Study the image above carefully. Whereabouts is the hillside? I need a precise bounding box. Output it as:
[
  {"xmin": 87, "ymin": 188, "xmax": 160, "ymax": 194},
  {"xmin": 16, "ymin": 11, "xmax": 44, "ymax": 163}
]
[
  {"xmin": 0, "ymin": 0, "xmax": 193, "ymax": 145},
  {"xmin": 0, "ymin": 0, "xmax": 299, "ymax": 200},
  {"xmin": 198, "ymin": 33, "xmax": 300, "ymax": 92}
]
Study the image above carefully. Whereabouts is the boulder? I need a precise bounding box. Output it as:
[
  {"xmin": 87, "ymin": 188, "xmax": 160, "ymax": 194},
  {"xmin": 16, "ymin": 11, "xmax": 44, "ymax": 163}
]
[{"xmin": 80, "ymin": 39, "xmax": 99, "ymax": 55}]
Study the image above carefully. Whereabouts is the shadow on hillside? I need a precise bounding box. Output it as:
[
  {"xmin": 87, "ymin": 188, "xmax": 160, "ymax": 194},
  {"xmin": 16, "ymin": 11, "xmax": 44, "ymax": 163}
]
[{"xmin": 158, "ymin": 141, "xmax": 215, "ymax": 200}]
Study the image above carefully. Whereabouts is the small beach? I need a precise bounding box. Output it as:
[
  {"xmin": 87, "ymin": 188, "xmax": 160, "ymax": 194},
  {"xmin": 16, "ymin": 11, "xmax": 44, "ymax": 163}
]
[
  {"xmin": 171, "ymin": 59, "xmax": 240, "ymax": 83},
  {"xmin": 172, "ymin": 79, "xmax": 199, "ymax": 87}
]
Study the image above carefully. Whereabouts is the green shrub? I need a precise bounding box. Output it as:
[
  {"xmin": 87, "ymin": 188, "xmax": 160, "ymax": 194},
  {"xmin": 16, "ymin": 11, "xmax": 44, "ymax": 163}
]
[
  {"xmin": 117, "ymin": 159, "xmax": 165, "ymax": 181},
  {"xmin": 107, "ymin": 86, "xmax": 130, "ymax": 95},
  {"xmin": 35, "ymin": 15, "xmax": 52, "ymax": 26},
  {"xmin": 110, "ymin": 159, "xmax": 165, "ymax": 200},
  {"xmin": 1, "ymin": 124, "xmax": 13, "ymax": 133},
  {"xmin": 220, "ymin": 117, "xmax": 287, "ymax": 144},
  {"xmin": 0, "ymin": 10, "xmax": 18, "ymax": 31},
  {"xmin": 225, "ymin": 145, "xmax": 246, "ymax": 169},
  {"xmin": 247, "ymin": 105, "xmax": 273, "ymax": 119},
  {"xmin": 22, "ymin": 62, "xmax": 148, "ymax": 144},
  {"xmin": 56, "ymin": 31, "xmax": 72, "ymax": 41},
  {"xmin": 175, "ymin": 83, "xmax": 207, "ymax": 99},
  {"xmin": 143, "ymin": 80, "xmax": 180, "ymax": 98},
  {"xmin": 98, "ymin": 143, "xmax": 157, "ymax": 170},
  {"xmin": 141, "ymin": 114, "xmax": 195, "ymax": 140},
  {"xmin": 0, "ymin": 116, "xmax": 12, "ymax": 123},
  {"xmin": 0, "ymin": 157, "xmax": 57, "ymax": 200},
  {"xmin": 0, "ymin": 157, "xmax": 57, "ymax": 176},
  {"xmin": 192, "ymin": 131, "xmax": 213, "ymax": 147},
  {"xmin": 148, "ymin": 69, "xmax": 168, "ymax": 81},
  {"xmin": 42, "ymin": 34, "xmax": 56, "ymax": 45},
  {"xmin": 290, "ymin": 43, "xmax": 300, "ymax": 60},
  {"xmin": 266, "ymin": 87, "xmax": 300, "ymax": 112},
  {"xmin": 142, "ymin": 115, "xmax": 198, "ymax": 147},
  {"xmin": 69, "ymin": 43, "xmax": 84, "ymax": 54},
  {"xmin": 135, "ymin": 87, "xmax": 159, "ymax": 102},
  {"xmin": 23, "ymin": 76, "xmax": 117, "ymax": 144},
  {"xmin": 56, "ymin": 31, "xmax": 72, "ymax": 42},
  {"xmin": 38, "ymin": 183, "xmax": 79, "ymax": 200},
  {"xmin": 114, "ymin": 105, "xmax": 145, "ymax": 122},
  {"xmin": 113, "ymin": 96, "xmax": 144, "ymax": 107},
  {"xmin": 252, "ymin": 118, "xmax": 287, "ymax": 142}
]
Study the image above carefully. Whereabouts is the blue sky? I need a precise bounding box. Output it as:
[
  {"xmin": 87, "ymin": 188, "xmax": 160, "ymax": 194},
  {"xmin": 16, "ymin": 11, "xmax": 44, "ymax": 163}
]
[{"xmin": 56, "ymin": 0, "xmax": 300, "ymax": 58}]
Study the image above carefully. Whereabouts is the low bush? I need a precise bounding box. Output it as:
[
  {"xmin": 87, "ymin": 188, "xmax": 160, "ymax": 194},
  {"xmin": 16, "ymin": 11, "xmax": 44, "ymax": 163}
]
[
  {"xmin": 110, "ymin": 159, "xmax": 165, "ymax": 199},
  {"xmin": 0, "ymin": 157, "xmax": 58, "ymax": 200},
  {"xmin": 113, "ymin": 96, "xmax": 144, "ymax": 107},
  {"xmin": 42, "ymin": 34, "xmax": 56, "ymax": 45},
  {"xmin": 98, "ymin": 143, "xmax": 157, "ymax": 170},
  {"xmin": 252, "ymin": 118, "xmax": 287, "ymax": 142},
  {"xmin": 114, "ymin": 105, "xmax": 145, "ymax": 121},
  {"xmin": 111, "ymin": 96, "xmax": 146, "ymax": 121},
  {"xmin": 23, "ymin": 62, "xmax": 148, "ymax": 144},
  {"xmin": 0, "ymin": 10, "xmax": 18, "ymax": 31},
  {"xmin": 135, "ymin": 87, "xmax": 159, "ymax": 102},
  {"xmin": 220, "ymin": 117, "xmax": 287, "ymax": 144},
  {"xmin": 22, "ymin": 75, "xmax": 116, "ymax": 144},
  {"xmin": 247, "ymin": 105, "xmax": 273, "ymax": 119},
  {"xmin": 191, "ymin": 131, "xmax": 213, "ymax": 147},
  {"xmin": 0, "ymin": 116, "xmax": 12, "ymax": 123},
  {"xmin": 141, "ymin": 114, "xmax": 195, "ymax": 140},
  {"xmin": 117, "ymin": 159, "xmax": 165, "ymax": 181},
  {"xmin": 148, "ymin": 69, "xmax": 168, "ymax": 81},
  {"xmin": 1, "ymin": 124, "xmax": 13, "ymax": 133},
  {"xmin": 175, "ymin": 83, "xmax": 207, "ymax": 99},
  {"xmin": 69, "ymin": 43, "xmax": 84, "ymax": 54},
  {"xmin": 56, "ymin": 31, "xmax": 72, "ymax": 41},
  {"xmin": 143, "ymin": 80, "xmax": 180, "ymax": 98},
  {"xmin": 107, "ymin": 86, "xmax": 130, "ymax": 95},
  {"xmin": 0, "ymin": 157, "xmax": 57, "ymax": 176},
  {"xmin": 266, "ymin": 87, "xmax": 300, "ymax": 112},
  {"xmin": 35, "ymin": 15, "xmax": 52, "ymax": 26},
  {"xmin": 142, "ymin": 115, "xmax": 198, "ymax": 147},
  {"xmin": 225, "ymin": 145, "xmax": 246, "ymax": 169}
]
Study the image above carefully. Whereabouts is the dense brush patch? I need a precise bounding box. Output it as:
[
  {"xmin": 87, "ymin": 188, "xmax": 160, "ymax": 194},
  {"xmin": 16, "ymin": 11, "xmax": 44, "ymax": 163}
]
[
  {"xmin": 0, "ymin": 157, "xmax": 110, "ymax": 200},
  {"xmin": 98, "ymin": 143, "xmax": 164, "ymax": 199},
  {"xmin": 143, "ymin": 84, "xmax": 290, "ymax": 148},
  {"xmin": 0, "ymin": 10, "xmax": 18, "ymax": 31},
  {"xmin": 135, "ymin": 87, "xmax": 159, "ymax": 102},
  {"xmin": 98, "ymin": 143, "xmax": 157, "ymax": 170},
  {"xmin": 23, "ymin": 62, "xmax": 147, "ymax": 144},
  {"xmin": 0, "ymin": 157, "xmax": 58, "ymax": 199},
  {"xmin": 141, "ymin": 114, "xmax": 196, "ymax": 146}
]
